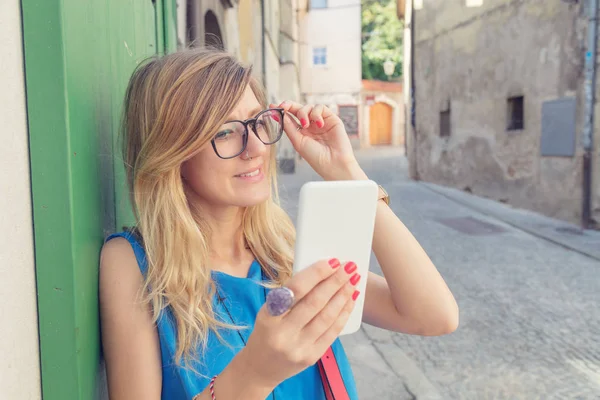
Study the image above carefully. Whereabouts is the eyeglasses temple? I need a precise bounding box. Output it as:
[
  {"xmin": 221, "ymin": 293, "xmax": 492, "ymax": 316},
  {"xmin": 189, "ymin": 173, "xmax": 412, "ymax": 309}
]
[{"xmin": 283, "ymin": 110, "xmax": 303, "ymax": 129}]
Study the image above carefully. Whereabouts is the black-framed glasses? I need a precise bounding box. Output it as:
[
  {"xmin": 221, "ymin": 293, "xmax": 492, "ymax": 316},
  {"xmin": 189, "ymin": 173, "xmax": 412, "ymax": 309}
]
[{"xmin": 211, "ymin": 108, "xmax": 285, "ymax": 159}]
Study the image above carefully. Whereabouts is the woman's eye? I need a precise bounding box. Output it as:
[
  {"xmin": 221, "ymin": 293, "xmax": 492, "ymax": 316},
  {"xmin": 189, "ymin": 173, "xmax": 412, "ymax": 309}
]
[{"xmin": 215, "ymin": 130, "xmax": 233, "ymax": 140}]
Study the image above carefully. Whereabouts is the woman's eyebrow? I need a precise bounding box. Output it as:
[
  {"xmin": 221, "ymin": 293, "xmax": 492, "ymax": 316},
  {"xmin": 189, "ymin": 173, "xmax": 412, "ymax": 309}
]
[{"xmin": 249, "ymin": 106, "xmax": 264, "ymax": 118}]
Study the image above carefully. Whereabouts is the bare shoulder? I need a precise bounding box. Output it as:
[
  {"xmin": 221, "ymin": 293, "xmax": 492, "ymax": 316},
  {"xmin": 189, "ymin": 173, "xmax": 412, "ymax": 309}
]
[
  {"xmin": 99, "ymin": 236, "xmax": 147, "ymax": 319},
  {"xmin": 99, "ymin": 237, "xmax": 143, "ymax": 294},
  {"xmin": 100, "ymin": 236, "xmax": 138, "ymax": 270}
]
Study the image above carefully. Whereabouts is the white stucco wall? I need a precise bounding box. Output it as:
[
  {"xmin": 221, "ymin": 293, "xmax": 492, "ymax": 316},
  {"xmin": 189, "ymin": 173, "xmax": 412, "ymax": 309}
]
[
  {"xmin": 300, "ymin": 0, "xmax": 362, "ymax": 96},
  {"xmin": 0, "ymin": 1, "xmax": 42, "ymax": 399}
]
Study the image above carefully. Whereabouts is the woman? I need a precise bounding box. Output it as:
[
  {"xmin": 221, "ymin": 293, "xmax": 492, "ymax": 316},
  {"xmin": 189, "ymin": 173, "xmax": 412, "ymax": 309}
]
[{"xmin": 100, "ymin": 48, "xmax": 458, "ymax": 400}]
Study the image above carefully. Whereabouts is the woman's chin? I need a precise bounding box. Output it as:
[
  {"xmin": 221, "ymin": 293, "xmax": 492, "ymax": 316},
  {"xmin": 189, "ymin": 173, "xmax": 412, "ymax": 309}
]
[{"xmin": 235, "ymin": 188, "xmax": 271, "ymax": 208}]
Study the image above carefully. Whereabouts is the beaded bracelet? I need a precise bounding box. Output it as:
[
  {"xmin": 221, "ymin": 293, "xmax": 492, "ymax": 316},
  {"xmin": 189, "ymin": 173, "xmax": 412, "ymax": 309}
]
[{"xmin": 209, "ymin": 375, "xmax": 218, "ymax": 399}]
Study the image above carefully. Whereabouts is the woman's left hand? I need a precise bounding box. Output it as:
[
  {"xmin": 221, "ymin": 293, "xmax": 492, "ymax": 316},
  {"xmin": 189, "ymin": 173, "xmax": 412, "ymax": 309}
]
[{"xmin": 270, "ymin": 101, "xmax": 367, "ymax": 181}]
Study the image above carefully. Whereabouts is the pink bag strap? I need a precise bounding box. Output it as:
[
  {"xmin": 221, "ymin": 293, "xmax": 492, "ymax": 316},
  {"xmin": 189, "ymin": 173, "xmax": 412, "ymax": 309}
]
[{"xmin": 317, "ymin": 346, "xmax": 350, "ymax": 400}]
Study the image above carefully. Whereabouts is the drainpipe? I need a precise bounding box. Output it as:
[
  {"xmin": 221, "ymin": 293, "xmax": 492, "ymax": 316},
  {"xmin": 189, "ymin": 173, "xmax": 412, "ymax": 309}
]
[
  {"xmin": 410, "ymin": 0, "xmax": 419, "ymax": 180},
  {"xmin": 261, "ymin": 0, "xmax": 267, "ymax": 92},
  {"xmin": 582, "ymin": 0, "xmax": 598, "ymax": 228}
]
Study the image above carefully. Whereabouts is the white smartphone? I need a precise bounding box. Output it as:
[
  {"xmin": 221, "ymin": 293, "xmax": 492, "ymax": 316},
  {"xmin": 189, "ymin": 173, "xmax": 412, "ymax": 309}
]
[{"xmin": 292, "ymin": 180, "xmax": 379, "ymax": 335}]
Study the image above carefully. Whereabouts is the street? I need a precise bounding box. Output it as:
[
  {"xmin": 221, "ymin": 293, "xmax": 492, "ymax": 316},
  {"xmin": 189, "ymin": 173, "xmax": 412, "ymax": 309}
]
[{"xmin": 278, "ymin": 147, "xmax": 600, "ymax": 400}]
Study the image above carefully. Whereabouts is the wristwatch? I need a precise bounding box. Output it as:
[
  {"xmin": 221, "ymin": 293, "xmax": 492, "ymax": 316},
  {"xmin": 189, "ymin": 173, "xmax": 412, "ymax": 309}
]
[{"xmin": 377, "ymin": 185, "xmax": 390, "ymax": 205}]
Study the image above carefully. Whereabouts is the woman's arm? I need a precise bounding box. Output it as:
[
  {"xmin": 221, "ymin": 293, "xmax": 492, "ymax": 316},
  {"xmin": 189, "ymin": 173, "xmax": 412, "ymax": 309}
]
[
  {"xmin": 364, "ymin": 201, "xmax": 459, "ymax": 335},
  {"xmin": 192, "ymin": 347, "xmax": 274, "ymax": 399},
  {"xmin": 273, "ymin": 100, "xmax": 459, "ymax": 337},
  {"xmin": 99, "ymin": 238, "xmax": 163, "ymax": 400},
  {"xmin": 347, "ymin": 169, "xmax": 459, "ymax": 336}
]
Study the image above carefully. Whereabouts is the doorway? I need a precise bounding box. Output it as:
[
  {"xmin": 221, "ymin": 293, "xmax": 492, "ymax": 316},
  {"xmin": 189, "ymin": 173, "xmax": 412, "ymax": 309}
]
[
  {"xmin": 204, "ymin": 10, "xmax": 223, "ymax": 49},
  {"xmin": 369, "ymin": 102, "xmax": 393, "ymax": 145}
]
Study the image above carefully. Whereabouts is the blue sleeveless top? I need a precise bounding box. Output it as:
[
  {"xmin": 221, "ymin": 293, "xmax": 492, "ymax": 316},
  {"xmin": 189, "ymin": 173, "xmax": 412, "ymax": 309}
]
[{"xmin": 106, "ymin": 231, "xmax": 359, "ymax": 400}]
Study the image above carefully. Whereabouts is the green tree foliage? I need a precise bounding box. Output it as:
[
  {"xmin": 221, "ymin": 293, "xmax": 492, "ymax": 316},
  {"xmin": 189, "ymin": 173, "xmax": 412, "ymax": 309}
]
[{"xmin": 362, "ymin": 0, "xmax": 403, "ymax": 81}]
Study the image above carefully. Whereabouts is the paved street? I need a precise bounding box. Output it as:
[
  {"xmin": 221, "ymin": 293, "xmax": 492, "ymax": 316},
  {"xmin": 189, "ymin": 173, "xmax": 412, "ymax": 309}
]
[{"xmin": 278, "ymin": 147, "xmax": 600, "ymax": 400}]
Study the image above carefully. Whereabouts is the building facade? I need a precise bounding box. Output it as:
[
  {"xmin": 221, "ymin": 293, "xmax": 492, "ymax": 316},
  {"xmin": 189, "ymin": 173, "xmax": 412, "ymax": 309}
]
[
  {"xmin": 400, "ymin": 0, "xmax": 600, "ymax": 227},
  {"xmin": 299, "ymin": 0, "xmax": 363, "ymax": 147}
]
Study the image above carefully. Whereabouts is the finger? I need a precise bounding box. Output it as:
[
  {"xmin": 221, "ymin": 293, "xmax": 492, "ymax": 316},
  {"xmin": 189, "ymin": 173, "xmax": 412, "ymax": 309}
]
[
  {"xmin": 296, "ymin": 105, "xmax": 313, "ymax": 129},
  {"xmin": 277, "ymin": 100, "xmax": 335, "ymax": 121},
  {"xmin": 284, "ymin": 262, "xmax": 360, "ymax": 330},
  {"xmin": 301, "ymin": 278, "xmax": 356, "ymax": 342},
  {"xmin": 277, "ymin": 100, "xmax": 305, "ymax": 114},
  {"xmin": 278, "ymin": 101, "xmax": 329, "ymax": 129},
  {"xmin": 284, "ymin": 258, "xmax": 342, "ymax": 304},
  {"xmin": 309, "ymin": 104, "xmax": 325, "ymax": 129},
  {"xmin": 282, "ymin": 111, "xmax": 304, "ymax": 150},
  {"xmin": 313, "ymin": 295, "xmax": 357, "ymax": 350}
]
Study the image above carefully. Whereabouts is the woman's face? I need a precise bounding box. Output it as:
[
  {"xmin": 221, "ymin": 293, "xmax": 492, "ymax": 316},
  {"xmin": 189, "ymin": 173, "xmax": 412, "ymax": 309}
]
[{"xmin": 181, "ymin": 85, "xmax": 274, "ymax": 210}]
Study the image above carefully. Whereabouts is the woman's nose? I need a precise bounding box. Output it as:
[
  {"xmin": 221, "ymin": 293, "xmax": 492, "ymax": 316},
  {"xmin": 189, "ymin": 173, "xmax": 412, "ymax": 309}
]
[{"xmin": 245, "ymin": 127, "xmax": 268, "ymax": 157}]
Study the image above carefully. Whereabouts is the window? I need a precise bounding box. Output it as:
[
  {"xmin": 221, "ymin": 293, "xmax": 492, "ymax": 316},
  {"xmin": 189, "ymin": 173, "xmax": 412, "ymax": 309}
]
[
  {"xmin": 310, "ymin": 0, "xmax": 327, "ymax": 9},
  {"xmin": 466, "ymin": 0, "xmax": 483, "ymax": 7},
  {"xmin": 440, "ymin": 109, "xmax": 451, "ymax": 137},
  {"xmin": 312, "ymin": 47, "xmax": 327, "ymax": 66},
  {"xmin": 507, "ymin": 96, "xmax": 524, "ymax": 131}
]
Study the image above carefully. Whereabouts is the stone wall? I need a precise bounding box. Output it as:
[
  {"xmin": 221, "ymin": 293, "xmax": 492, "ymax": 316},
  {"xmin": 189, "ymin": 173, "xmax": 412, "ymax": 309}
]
[{"xmin": 411, "ymin": 0, "xmax": 599, "ymax": 226}]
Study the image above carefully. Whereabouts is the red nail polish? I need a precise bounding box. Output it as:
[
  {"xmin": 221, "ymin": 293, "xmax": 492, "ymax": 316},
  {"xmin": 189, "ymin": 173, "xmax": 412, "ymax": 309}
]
[
  {"xmin": 344, "ymin": 262, "xmax": 357, "ymax": 274},
  {"xmin": 352, "ymin": 291, "xmax": 360, "ymax": 301},
  {"xmin": 350, "ymin": 273, "xmax": 361, "ymax": 286},
  {"xmin": 300, "ymin": 118, "xmax": 307, "ymax": 127},
  {"xmin": 271, "ymin": 115, "xmax": 280, "ymax": 122},
  {"xmin": 328, "ymin": 258, "xmax": 340, "ymax": 269},
  {"xmin": 317, "ymin": 121, "xmax": 324, "ymax": 128}
]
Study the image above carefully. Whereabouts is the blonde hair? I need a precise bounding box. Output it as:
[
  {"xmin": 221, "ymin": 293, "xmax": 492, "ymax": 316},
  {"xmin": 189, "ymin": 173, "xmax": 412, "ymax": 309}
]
[{"xmin": 121, "ymin": 48, "xmax": 295, "ymax": 368}]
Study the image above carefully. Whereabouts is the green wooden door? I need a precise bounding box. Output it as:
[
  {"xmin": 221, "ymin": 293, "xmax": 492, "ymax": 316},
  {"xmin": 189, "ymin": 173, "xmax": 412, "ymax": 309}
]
[{"xmin": 21, "ymin": 1, "xmax": 176, "ymax": 399}]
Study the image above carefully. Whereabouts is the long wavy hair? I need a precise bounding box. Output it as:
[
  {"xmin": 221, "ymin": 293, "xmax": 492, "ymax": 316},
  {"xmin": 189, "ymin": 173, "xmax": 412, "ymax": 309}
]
[{"xmin": 121, "ymin": 48, "xmax": 295, "ymax": 368}]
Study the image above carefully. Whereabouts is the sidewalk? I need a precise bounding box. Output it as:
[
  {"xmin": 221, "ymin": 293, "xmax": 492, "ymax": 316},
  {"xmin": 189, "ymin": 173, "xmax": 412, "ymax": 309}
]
[{"xmin": 419, "ymin": 182, "xmax": 600, "ymax": 262}]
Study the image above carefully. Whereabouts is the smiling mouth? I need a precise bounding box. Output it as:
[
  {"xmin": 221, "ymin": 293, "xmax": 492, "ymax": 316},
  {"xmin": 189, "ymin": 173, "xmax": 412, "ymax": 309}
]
[{"xmin": 235, "ymin": 168, "xmax": 261, "ymax": 178}]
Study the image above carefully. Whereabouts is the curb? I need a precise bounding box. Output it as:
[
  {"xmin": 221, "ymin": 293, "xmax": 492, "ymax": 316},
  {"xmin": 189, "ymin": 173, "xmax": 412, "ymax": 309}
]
[
  {"xmin": 360, "ymin": 325, "xmax": 443, "ymax": 400},
  {"xmin": 419, "ymin": 182, "xmax": 600, "ymax": 262}
]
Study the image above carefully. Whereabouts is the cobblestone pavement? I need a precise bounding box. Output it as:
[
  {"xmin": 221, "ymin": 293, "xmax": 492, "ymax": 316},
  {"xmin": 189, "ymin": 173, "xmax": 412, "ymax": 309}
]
[{"xmin": 278, "ymin": 147, "xmax": 600, "ymax": 400}]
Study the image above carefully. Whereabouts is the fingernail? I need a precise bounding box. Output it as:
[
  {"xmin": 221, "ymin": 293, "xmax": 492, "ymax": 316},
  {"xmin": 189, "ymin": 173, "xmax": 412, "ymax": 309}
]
[
  {"xmin": 316, "ymin": 120, "xmax": 324, "ymax": 128},
  {"xmin": 352, "ymin": 290, "xmax": 360, "ymax": 301},
  {"xmin": 300, "ymin": 118, "xmax": 307, "ymax": 127},
  {"xmin": 344, "ymin": 262, "xmax": 357, "ymax": 274},
  {"xmin": 329, "ymin": 258, "xmax": 340, "ymax": 268},
  {"xmin": 350, "ymin": 273, "xmax": 361, "ymax": 286},
  {"xmin": 271, "ymin": 115, "xmax": 280, "ymax": 122}
]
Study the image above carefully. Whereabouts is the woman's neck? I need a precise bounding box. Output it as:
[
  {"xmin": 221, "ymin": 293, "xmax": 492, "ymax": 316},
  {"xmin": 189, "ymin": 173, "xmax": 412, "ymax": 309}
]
[{"xmin": 204, "ymin": 207, "xmax": 255, "ymax": 277}]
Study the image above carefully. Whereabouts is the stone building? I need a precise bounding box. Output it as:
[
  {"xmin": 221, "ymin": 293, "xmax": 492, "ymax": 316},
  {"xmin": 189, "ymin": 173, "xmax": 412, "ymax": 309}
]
[{"xmin": 399, "ymin": 0, "xmax": 600, "ymax": 227}]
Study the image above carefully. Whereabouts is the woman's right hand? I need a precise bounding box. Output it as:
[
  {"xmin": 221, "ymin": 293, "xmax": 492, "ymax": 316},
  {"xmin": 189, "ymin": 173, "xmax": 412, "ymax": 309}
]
[{"xmin": 241, "ymin": 258, "xmax": 361, "ymax": 389}]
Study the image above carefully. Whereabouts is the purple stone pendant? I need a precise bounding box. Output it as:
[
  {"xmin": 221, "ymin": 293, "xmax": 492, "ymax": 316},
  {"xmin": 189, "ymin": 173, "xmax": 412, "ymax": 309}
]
[{"xmin": 266, "ymin": 287, "xmax": 295, "ymax": 316}]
